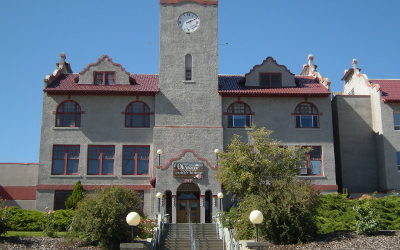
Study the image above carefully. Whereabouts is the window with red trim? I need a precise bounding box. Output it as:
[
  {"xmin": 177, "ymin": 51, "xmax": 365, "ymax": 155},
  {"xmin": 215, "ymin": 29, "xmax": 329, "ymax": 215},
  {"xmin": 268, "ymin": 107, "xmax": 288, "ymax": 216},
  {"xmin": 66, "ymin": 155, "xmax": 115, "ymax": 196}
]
[
  {"xmin": 94, "ymin": 71, "xmax": 115, "ymax": 85},
  {"xmin": 122, "ymin": 146, "xmax": 150, "ymax": 175},
  {"xmin": 294, "ymin": 102, "xmax": 319, "ymax": 128},
  {"xmin": 56, "ymin": 101, "xmax": 82, "ymax": 127},
  {"xmin": 260, "ymin": 72, "xmax": 282, "ymax": 88},
  {"xmin": 87, "ymin": 146, "xmax": 115, "ymax": 175},
  {"xmin": 226, "ymin": 102, "xmax": 252, "ymax": 128},
  {"xmin": 52, "ymin": 145, "xmax": 80, "ymax": 175},
  {"xmin": 300, "ymin": 146, "xmax": 322, "ymax": 176},
  {"xmin": 125, "ymin": 101, "xmax": 150, "ymax": 128}
]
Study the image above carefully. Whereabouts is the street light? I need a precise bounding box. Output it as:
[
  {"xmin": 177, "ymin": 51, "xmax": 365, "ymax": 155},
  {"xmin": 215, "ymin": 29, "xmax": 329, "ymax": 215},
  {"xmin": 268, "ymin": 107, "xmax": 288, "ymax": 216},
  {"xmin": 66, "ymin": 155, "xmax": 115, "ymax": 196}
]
[
  {"xmin": 214, "ymin": 149, "xmax": 220, "ymax": 165},
  {"xmin": 249, "ymin": 210, "xmax": 264, "ymax": 242},
  {"xmin": 156, "ymin": 149, "xmax": 163, "ymax": 166},
  {"xmin": 126, "ymin": 212, "xmax": 141, "ymax": 243},
  {"xmin": 156, "ymin": 192, "xmax": 163, "ymax": 214},
  {"xmin": 217, "ymin": 192, "xmax": 224, "ymax": 212}
]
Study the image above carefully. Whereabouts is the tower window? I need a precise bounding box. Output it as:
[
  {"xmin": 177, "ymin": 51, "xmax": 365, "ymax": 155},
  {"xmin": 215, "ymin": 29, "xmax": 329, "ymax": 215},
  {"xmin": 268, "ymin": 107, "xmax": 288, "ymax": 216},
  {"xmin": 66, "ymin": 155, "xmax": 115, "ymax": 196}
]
[{"xmin": 185, "ymin": 54, "xmax": 192, "ymax": 81}]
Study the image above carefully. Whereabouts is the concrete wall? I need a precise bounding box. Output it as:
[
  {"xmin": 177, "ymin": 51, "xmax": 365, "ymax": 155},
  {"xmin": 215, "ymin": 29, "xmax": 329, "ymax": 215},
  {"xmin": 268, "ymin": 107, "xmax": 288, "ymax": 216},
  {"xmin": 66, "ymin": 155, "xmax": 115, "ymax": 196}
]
[
  {"xmin": 0, "ymin": 163, "xmax": 38, "ymax": 209},
  {"xmin": 222, "ymin": 96, "xmax": 337, "ymax": 188},
  {"xmin": 332, "ymin": 96, "xmax": 379, "ymax": 193}
]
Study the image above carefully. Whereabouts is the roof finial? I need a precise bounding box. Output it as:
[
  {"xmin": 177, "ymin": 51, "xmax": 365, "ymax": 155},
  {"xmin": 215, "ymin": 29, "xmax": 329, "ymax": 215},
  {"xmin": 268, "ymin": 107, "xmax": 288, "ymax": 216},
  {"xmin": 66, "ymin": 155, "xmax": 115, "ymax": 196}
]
[
  {"xmin": 59, "ymin": 52, "xmax": 66, "ymax": 67},
  {"xmin": 308, "ymin": 54, "xmax": 314, "ymax": 66},
  {"xmin": 352, "ymin": 59, "xmax": 358, "ymax": 69}
]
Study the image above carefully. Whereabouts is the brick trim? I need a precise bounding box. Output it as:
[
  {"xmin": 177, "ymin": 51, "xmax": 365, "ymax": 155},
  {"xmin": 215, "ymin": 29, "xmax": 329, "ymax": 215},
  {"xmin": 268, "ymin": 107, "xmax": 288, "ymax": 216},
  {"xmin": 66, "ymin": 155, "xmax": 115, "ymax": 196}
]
[
  {"xmin": 160, "ymin": 0, "xmax": 218, "ymax": 5},
  {"xmin": 313, "ymin": 185, "xmax": 338, "ymax": 191},
  {"xmin": 36, "ymin": 184, "xmax": 153, "ymax": 191},
  {"xmin": 0, "ymin": 186, "xmax": 36, "ymax": 200}
]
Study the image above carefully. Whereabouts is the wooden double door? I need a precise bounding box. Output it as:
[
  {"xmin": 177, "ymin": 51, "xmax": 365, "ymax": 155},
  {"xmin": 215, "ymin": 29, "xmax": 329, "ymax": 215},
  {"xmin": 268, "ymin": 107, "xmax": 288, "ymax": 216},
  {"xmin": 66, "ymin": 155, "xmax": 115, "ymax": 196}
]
[{"xmin": 176, "ymin": 192, "xmax": 200, "ymax": 223}]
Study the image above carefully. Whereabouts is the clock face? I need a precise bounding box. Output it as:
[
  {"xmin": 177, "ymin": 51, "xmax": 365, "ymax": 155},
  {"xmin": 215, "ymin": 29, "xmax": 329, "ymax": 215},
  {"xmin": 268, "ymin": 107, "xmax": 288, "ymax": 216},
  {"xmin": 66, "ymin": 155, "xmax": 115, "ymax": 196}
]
[{"xmin": 177, "ymin": 12, "xmax": 200, "ymax": 33}]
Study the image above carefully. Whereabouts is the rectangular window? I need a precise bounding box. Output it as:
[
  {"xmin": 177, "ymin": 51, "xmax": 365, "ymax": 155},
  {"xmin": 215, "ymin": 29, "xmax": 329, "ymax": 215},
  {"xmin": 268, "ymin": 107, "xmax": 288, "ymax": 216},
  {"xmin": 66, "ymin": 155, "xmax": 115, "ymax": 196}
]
[
  {"xmin": 296, "ymin": 115, "xmax": 319, "ymax": 128},
  {"xmin": 122, "ymin": 146, "xmax": 150, "ymax": 175},
  {"xmin": 397, "ymin": 152, "xmax": 400, "ymax": 171},
  {"xmin": 87, "ymin": 146, "xmax": 115, "ymax": 175},
  {"xmin": 94, "ymin": 72, "xmax": 115, "ymax": 85},
  {"xmin": 394, "ymin": 112, "xmax": 400, "ymax": 130},
  {"xmin": 228, "ymin": 115, "xmax": 252, "ymax": 128},
  {"xmin": 52, "ymin": 145, "xmax": 80, "ymax": 175},
  {"xmin": 259, "ymin": 72, "xmax": 282, "ymax": 88},
  {"xmin": 300, "ymin": 146, "xmax": 322, "ymax": 176}
]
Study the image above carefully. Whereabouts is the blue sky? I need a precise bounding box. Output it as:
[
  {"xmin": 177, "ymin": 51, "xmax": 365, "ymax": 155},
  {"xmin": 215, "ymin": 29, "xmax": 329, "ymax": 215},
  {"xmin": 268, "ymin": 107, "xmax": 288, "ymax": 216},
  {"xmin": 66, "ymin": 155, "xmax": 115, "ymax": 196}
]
[{"xmin": 0, "ymin": 0, "xmax": 399, "ymax": 162}]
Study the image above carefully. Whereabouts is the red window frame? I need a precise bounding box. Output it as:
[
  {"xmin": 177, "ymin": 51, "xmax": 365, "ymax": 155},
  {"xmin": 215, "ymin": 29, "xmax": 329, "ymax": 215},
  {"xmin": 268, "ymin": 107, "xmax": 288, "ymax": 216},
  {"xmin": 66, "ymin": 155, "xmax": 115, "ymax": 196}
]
[
  {"xmin": 55, "ymin": 100, "xmax": 82, "ymax": 127},
  {"xmin": 87, "ymin": 145, "xmax": 115, "ymax": 175},
  {"xmin": 293, "ymin": 102, "xmax": 320, "ymax": 128},
  {"xmin": 225, "ymin": 101, "xmax": 253, "ymax": 128},
  {"xmin": 51, "ymin": 145, "xmax": 80, "ymax": 175},
  {"xmin": 301, "ymin": 146, "xmax": 323, "ymax": 176},
  {"xmin": 259, "ymin": 72, "xmax": 282, "ymax": 88},
  {"xmin": 122, "ymin": 146, "xmax": 150, "ymax": 175},
  {"xmin": 124, "ymin": 101, "xmax": 151, "ymax": 128},
  {"xmin": 93, "ymin": 71, "xmax": 116, "ymax": 85}
]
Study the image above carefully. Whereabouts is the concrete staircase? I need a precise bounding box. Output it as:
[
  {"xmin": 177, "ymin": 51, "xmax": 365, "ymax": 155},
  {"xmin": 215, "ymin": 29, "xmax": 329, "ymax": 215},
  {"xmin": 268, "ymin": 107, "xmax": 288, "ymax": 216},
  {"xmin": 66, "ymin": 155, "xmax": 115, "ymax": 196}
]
[{"xmin": 159, "ymin": 223, "xmax": 223, "ymax": 250}]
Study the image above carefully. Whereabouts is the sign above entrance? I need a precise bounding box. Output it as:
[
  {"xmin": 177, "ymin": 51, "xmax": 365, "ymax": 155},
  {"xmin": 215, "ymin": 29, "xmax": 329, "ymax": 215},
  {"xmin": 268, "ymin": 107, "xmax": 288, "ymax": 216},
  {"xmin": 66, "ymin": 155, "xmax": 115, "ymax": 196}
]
[{"xmin": 173, "ymin": 162, "xmax": 204, "ymax": 178}]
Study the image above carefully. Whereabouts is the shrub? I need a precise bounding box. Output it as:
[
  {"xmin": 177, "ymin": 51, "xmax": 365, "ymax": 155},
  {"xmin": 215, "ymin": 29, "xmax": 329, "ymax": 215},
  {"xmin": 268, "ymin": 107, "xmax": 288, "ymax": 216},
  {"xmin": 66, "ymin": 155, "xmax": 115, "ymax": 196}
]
[
  {"xmin": 69, "ymin": 187, "xmax": 142, "ymax": 249},
  {"xmin": 65, "ymin": 181, "xmax": 86, "ymax": 209},
  {"xmin": 43, "ymin": 209, "xmax": 56, "ymax": 237},
  {"xmin": 314, "ymin": 194, "xmax": 356, "ymax": 234},
  {"xmin": 354, "ymin": 201, "xmax": 379, "ymax": 235},
  {"xmin": 371, "ymin": 195, "xmax": 400, "ymax": 230},
  {"xmin": 136, "ymin": 217, "xmax": 157, "ymax": 239},
  {"xmin": 53, "ymin": 209, "xmax": 75, "ymax": 231},
  {"xmin": 5, "ymin": 207, "xmax": 46, "ymax": 231}
]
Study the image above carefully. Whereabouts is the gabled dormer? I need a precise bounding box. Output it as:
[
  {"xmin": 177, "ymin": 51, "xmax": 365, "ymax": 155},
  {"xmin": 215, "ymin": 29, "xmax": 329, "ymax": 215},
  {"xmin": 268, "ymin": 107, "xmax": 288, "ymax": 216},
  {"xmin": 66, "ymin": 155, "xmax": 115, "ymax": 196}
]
[
  {"xmin": 78, "ymin": 55, "xmax": 132, "ymax": 85},
  {"xmin": 244, "ymin": 57, "xmax": 296, "ymax": 88}
]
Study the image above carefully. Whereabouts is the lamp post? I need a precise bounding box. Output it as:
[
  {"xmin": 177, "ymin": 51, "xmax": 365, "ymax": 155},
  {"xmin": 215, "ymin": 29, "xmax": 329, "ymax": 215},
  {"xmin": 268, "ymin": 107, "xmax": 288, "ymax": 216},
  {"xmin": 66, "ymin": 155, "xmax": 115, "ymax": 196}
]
[
  {"xmin": 156, "ymin": 149, "xmax": 163, "ymax": 166},
  {"xmin": 249, "ymin": 210, "xmax": 264, "ymax": 242},
  {"xmin": 156, "ymin": 192, "xmax": 163, "ymax": 214},
  {"xmin": 217, "ymin": 192, "xmax": 224, "ymax": 212},
  {"xmin": 126, "ymin": 212, "xmax": 141, "ymax": 243},
  {"xmin": 214, "ymin": 148, "xmax": 220, "ymax": 166}
]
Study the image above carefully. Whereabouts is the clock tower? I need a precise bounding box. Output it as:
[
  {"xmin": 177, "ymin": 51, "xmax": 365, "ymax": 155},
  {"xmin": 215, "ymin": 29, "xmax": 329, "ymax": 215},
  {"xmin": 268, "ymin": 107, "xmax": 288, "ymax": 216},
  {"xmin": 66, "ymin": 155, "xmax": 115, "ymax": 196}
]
[{"xmin": 154, "ymin": 0, "xmax": 222, "ymax": 223}]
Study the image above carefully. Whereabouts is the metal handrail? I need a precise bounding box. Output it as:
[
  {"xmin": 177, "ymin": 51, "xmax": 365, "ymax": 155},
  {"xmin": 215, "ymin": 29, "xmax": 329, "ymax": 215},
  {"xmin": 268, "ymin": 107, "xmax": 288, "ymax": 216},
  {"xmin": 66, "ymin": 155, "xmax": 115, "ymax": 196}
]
[
  {"xmin": 150, "ymin": 213, "xmax": 165, "ymax": 250},
  {"xmin": 189, "ymin": 209, "xmax": 196, "ymax": 250}
]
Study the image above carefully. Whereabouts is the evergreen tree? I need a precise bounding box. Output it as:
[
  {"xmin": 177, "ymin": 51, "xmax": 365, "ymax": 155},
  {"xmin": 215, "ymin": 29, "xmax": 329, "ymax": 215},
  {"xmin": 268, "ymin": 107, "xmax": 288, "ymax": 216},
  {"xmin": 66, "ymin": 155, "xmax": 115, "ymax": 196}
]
[{"xmin": 65, "ymin": 181, "xmax": 86, "ymax": 209}]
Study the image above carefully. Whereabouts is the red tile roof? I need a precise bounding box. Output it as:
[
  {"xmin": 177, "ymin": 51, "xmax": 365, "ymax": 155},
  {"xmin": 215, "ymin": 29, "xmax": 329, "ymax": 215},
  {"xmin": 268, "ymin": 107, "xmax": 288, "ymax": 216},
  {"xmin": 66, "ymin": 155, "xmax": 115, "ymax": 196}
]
[
  {"xmin": 369, "ymin": 79, "xmax": 400, "ymax": 102},
  {"xmin": 45, "ymin": 74, "xmax": 160, "ymax": 96},
  {"xmin": 45, "ymin": 74, "xmax": 330, "ymax": 97},
  {"xmin": 218, "ymin": 75, "xmax": 330, "ymax": 97},
  {"xmin": 160, "ymin": 0, "xmax": 218, "ymax": 5}
]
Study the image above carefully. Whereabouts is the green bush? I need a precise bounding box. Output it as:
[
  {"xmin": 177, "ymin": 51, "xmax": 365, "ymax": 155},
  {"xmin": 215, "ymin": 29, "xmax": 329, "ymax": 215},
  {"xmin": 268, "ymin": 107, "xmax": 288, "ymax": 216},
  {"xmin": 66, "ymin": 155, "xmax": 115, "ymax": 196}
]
[
  {"xmin": 371, "ymin": 195, "xmax": 400, "ymax": 230},
  {"xmin": 227, "ymin": 179, "xmax": 319, "ymax": 244},
  {"xmin": 136, "ymin": 217, "xmax": 157, "ymax": 239},
  {"xmin": 4, "ymin": 207, "xmax": 74, "ymax": 232},
  {"xmin": 354, "ymin": 201, "xmax": 379, "ymax": 235},
  {"xmin": 314, "ymin": 194, "xmax": 356, "ymax": 234},
  {"xmin": 5, "ymin": 207, "xmax": 46, "ymax": 231},
  {"xmin": 65, "ymin": 181, "xmax": 86, "ymax": 209},
  {"xmin": 69, "ymin": 187, "xmax": 142, "ymax": 249}
]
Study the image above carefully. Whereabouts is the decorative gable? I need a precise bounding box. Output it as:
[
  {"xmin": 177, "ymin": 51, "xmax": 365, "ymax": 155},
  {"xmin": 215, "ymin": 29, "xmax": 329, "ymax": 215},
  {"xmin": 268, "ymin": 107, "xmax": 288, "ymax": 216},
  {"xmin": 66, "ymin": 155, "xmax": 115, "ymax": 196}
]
[
  {"xmin": 245, "ymin": 57, "xmax": 296, "ymax": 88},
  {"xmin": 78, "ymin": 55, "xmax": 131, "ymax": 85}
]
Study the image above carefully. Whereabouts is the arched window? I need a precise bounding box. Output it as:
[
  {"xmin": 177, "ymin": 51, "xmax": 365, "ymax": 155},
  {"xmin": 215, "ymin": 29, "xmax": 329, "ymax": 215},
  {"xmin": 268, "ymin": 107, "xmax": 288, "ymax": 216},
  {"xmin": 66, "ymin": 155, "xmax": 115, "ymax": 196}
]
[
  {"xmin": 56, "ymin": 100, "xmax": 82, "ymax": 127},
  {"xmin": 226, "ymin": 102, "xmax": 252, "ymax": 128},
  {"xmin": 125, "ymin": 101, "xmax": 150, "ymax": 128},
  {"xmin": 294, "ymin": 102, "xmax": 319, "ymax": 128},
  {"xmin": 185, "ymin": 54, "xmax": 192, "ymax": 81}
]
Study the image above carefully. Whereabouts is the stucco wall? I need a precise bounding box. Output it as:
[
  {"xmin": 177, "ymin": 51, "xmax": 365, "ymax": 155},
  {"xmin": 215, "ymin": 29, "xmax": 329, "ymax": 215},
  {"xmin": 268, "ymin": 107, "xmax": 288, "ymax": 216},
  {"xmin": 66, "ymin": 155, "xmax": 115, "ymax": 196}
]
[
  {"xmin": 245, "ymin": 57, "xmax": 296, "ymax": 87},
  {"xmin": 78, "ymin": 57, "xmax": 130, "ymax": 84},
  {"xmin": 222, "ymin": 96, "xmax": 337, "ymax": 188},
  {"xmin": 37, "ymin": 94, "xmax": 155, "ymax": 212},
  {"xmin": 0, "ymin": 163, "xmax": 38, "ymax": 209},
  {"xmin": 332, "ymin": 96, "xmax": 379, "ymax": 193}
]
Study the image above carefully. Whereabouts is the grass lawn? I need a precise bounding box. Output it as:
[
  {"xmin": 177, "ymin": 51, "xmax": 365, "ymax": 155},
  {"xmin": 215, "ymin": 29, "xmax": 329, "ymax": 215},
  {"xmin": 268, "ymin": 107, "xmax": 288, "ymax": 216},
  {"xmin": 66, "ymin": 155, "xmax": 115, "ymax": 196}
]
[{"xmin": 5, "ymin": 231, "xmax": 67, "ymax": 237}]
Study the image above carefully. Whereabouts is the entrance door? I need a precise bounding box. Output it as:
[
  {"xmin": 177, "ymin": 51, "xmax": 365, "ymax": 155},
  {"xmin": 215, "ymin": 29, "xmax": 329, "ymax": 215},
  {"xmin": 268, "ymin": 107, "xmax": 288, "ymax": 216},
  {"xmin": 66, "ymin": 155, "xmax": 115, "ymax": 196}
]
[
  {"xmin": 177, "ymin": 199, "xmax": 200, "ymax": 223},
  {"xmin": 176, "ymin": 183, "xmax": 201, "ymax": 223}
]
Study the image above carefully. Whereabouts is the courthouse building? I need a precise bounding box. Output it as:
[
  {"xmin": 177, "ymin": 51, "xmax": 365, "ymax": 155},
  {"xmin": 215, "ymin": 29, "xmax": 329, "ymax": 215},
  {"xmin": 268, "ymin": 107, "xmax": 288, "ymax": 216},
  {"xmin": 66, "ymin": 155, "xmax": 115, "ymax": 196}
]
[{"xmin": 0, "ymin": 0, "xmax": 339, "ymax": 223}]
